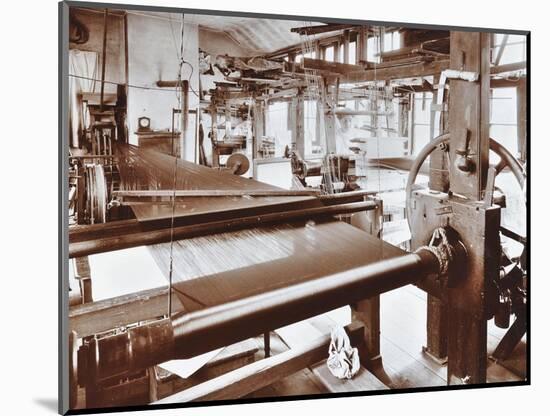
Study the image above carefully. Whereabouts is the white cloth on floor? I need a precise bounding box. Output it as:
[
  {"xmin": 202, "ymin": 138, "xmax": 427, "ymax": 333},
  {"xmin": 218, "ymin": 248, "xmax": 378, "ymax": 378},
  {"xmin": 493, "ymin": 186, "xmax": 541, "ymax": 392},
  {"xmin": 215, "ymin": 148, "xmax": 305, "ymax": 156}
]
[{"xmin": 326, "ymin": 326, "xmax": 360, "ymax": 379}]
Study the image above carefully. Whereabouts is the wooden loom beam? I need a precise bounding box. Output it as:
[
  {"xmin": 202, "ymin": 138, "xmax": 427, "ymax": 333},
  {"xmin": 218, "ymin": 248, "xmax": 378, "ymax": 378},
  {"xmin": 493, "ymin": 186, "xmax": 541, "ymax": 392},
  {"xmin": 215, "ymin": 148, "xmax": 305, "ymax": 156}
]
[{"xmin": 69, "ymin": 201, "xmax": 379, "ymax": 258}]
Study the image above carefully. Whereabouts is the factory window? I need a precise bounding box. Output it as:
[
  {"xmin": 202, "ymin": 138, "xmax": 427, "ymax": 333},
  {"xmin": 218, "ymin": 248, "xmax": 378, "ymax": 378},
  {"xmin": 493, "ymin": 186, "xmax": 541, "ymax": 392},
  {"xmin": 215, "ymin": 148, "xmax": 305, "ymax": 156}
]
[
  {"xmin": 490, "ymin": 87, "xmax": 518, "ymax": 160},
  {"xmin": 411, "ymin": 92, "xmax": 433, "ymax": 155},
  {"xmin": 349, "ymin": 41, "xmax": 357, "ymax": 64},
  {"xmin": 304, "ymin": 99, "xmax": 320, "ymax": 156},
  {"xmin": 383, "ymin": 31, "xmax": 401, "ymax": 52},
  {"xmin": 367, "ymin": 31, "xmax": 401, "ymax": 63},
  {"xmin": 367, "ymin": 36, "xmax": 379, "ymax": 63},
  {"xmin": 492, "ymin": 34, "xmax": 527, "ymax": 65},
  {"xmin": 325, "ymin": 46, "xmax": 334, "ymax": 62},
  {"xmin": 265, "ymin": 101, "xmax": 291, "ymax": 158}
]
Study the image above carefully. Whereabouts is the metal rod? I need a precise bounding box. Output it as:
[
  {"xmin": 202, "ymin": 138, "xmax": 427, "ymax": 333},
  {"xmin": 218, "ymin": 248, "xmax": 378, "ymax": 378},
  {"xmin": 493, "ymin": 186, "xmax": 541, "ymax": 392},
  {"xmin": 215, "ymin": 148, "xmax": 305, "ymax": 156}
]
[
  {"xmin": 69, "ymin": 201, "xmax": 378, "ymax": 258},
  {"xmin": 113, "ymin": 189, "xmax": 320, "ymax": 198},
  {"xmin": 100, "ymin": 8, "xmax": 108, "ymax": 111}
]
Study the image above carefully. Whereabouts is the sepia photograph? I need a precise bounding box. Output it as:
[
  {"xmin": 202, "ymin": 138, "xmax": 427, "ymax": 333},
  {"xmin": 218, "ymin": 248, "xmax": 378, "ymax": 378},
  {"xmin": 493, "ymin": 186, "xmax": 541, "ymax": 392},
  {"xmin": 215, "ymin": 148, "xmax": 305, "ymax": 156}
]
[{"xmin": 59, "ymin": 1, "xmax": 528, "ymax": 413}]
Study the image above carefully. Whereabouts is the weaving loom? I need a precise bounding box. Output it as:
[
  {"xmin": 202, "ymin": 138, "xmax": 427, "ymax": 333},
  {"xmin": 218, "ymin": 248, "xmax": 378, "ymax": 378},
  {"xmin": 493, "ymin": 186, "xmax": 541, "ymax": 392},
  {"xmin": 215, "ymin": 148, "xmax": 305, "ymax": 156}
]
[
  {"xmin": 83, "ymin": 143, "xmax": 402, "ymax": 312},
  {"xmin": 63, "ymin": 11, "xmax": 528, "ymax": 411}
]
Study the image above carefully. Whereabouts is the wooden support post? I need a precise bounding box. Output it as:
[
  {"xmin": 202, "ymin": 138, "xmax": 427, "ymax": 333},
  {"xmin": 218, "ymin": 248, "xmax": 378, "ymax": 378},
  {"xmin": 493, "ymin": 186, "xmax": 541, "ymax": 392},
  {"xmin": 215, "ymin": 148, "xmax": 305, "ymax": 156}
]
[
  {"xmin": 448, "ymin": 32, "xmax": 491, "ymax": 200},
  {"xmin": 74, "ymin": 256, "xmax": 93, "ymax": 304},
  {"xmin": 352, "ymin": 297, "xmax": 381, "ymax": 368},
  {"xmin": 447, "ymin": 308, "xmax": 488, "ymax": 384},
  {"xmin": 423, "ymin": 295, "xmax": 448, "ymax": 363},
  {"xmin": 351, "ymin": 201, "xmax": 383, "ymax": 369},
  {"xmin": 252, "ymin": 100, "xmax": 264, "ymax": 159},
  {"xmin": 210, "ymin": 99, "xmax": 219, "ymax": 167},
  {"xmin": 76, "ymin": 164, "xmax": 85, "ymax": 224},
  {"xmin": 358, "ymin": 26, "xmax": 369, "ymax": 64},
  {"xmin": 99, "ymin": 9, "xmax": 108, "ymax": 112},
  {"xmin": 428, "ymin": 75, "xmax": 450, "ymax": 193},
  {"xmin": 397, "ymin": 97, "xmax": 409, "ymax": 138},
  {"xmin": 343, "ymin": 30, "xmax": 350, "ymax": 64},
  {"xmin": 333, "ymin": 41, "xmax": 340, "ymax": 63},
  {"xmin": 181, "ymin": 80, "xmax": 189, "ymax": 160},
  {"xmin": 292, "ymin": 93, "xmax": 305, "ymax": 156},
  {"xmin": 225, "ymin": 102, "xmax": 231, "ymax": 135},
  {"xmin": 263, "ymin": 332, "xmax": 271, "ymax": 358},
  {"xmin": 517, "ymin": 78, "xmax": 527, "ymax": 162},
  {"xmin": 447, "ymin": 31, "xmax": 492, "ymax": 385}
]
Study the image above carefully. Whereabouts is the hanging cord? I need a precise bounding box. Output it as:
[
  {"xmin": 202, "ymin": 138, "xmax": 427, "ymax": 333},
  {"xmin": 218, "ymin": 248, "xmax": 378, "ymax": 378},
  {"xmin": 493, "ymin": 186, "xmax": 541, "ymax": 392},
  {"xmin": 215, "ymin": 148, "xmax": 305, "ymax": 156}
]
[{"xmin": 167, "ymin": 13, "xmax": 186, "ymax": 317}]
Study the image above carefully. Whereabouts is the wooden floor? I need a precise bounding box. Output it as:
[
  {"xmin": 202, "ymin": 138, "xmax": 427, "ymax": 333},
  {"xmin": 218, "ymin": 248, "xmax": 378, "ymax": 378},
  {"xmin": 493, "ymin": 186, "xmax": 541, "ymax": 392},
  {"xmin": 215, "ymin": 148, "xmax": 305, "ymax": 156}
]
[{"xmin": 247, "ymin": 284, "xmax": 525, "ymax": 398}]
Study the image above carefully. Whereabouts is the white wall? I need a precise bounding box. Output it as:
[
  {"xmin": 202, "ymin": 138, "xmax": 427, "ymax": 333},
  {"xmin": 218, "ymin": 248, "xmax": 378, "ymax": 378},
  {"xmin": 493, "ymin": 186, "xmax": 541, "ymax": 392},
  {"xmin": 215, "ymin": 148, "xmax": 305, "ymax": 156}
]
[
  {"xmin": 126, "ymin": 13, "xmax": 199, "ymax": 161},
  {"xmin": 69, "ymin": 8, "xmax": 125, "ymax": 95}
]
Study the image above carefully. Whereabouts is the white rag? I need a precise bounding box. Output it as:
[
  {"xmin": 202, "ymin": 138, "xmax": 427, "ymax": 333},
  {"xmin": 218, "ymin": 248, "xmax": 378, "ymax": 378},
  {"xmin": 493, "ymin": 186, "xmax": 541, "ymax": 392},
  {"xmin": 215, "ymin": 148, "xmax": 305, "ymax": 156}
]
[{"xmin": 326, "ymin": 326, "xmax": 360, "ymax": 379}]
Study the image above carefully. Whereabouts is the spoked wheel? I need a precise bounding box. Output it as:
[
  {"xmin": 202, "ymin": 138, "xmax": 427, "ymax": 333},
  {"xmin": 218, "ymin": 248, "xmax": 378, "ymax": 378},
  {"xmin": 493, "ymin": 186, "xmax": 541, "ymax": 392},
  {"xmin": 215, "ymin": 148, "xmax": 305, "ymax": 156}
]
[
  {"xmin": 406, "ymin": 133, "xmax": 527, "ymax": 336},
  {"xmin": 405, "ymin": 133, "xmax": 526, "ymax": 226}
]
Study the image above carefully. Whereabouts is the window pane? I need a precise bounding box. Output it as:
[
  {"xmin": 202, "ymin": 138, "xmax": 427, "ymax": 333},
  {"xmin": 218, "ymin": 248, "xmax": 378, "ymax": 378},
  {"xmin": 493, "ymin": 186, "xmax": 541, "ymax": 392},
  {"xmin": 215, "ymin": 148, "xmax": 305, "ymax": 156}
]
[
  {"xmin": 393, "ymin": 31, "xmax": 401, "ymax": 50},
  {"xmin": 413, "ymin": 93, "xmax": 433, "ymax": 124},
  {"xmin": 349, "ymin": 41, "xmax": 356, "ymax": 64},
  {"xmin": 325, "ymin": 46, "xmax": 334, "ymax": 62},
  {"xmin": 490, "ymin": 88, "xmax": 517, "ymax": 124},
  {"xmin": 383, "ymin": 32, "xmax": 393, "ymax": 51},
  {"xmin": 266, "ymin": 101, "xmax": 291, "ymax": 158},
  {"xmin": 367, "ymin": 37, "xmax": 379, "ymax": 63},
  {"xmin": 497, "ymin": 42, "xmax": 526, "ymax": 65},
  {"xmin": 490, "ymin": 124, "xmax": 518, "ymax": 160},
  {"xmin": 413, "ymin": 125, "xmax": 431, "ymax": 155},
  {"xmin": 304, "ymin": 100, "xmax": 319, "ymax": 155}
]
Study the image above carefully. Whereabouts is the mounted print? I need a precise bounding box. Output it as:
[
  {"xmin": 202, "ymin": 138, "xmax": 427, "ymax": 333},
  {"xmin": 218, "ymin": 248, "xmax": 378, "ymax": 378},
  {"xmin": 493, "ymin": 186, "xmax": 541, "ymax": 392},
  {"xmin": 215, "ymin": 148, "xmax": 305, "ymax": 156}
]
[{"xmin": 59, "ymin": 1, "xmax": 529, "ymax": 414}]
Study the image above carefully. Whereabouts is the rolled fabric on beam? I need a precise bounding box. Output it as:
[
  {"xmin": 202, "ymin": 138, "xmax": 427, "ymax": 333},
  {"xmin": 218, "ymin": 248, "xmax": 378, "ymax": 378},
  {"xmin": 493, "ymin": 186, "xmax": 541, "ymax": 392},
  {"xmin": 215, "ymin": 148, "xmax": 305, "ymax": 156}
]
[
  {"xmin": 74, "ymin": 248, "xmax": 440, "ymax": 386},
  {"xmin": 170, "ymin": 249, "xmax": 439, "ymax": 358}
]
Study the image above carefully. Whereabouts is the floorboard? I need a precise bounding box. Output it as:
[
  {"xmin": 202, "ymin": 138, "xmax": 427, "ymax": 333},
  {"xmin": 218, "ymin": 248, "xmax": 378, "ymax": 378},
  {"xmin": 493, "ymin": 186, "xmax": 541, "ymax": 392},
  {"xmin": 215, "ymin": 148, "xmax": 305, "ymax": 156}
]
[{"xmin": 245, "ymin": 284, "xmax": 525, "ymax": 398}]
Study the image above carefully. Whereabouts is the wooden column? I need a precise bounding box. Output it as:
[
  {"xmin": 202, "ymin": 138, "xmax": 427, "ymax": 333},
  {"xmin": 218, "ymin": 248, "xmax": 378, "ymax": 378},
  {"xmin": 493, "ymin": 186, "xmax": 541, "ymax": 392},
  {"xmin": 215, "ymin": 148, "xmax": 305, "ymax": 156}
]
[
  {"xmin": 429, "ymin": 74, "xmax": 450, "ymax": 193},
  {"xmin": 325, "ymin": 86, "xmax": 337, "ymax": 154},
  {"xmin": 252, "ymin": 100, "xmax": 265, "ymax": 159},
  {"xmin": 343, "ymin": 30, "xmax": 350, "ymax": 64},
  {"xmin": 225, "ymin": 102, "xmax": 232, "ymax": 135},
  {"xmin": 358, "ymin": 26, "xmax": 369, "ymax": 64},
  {"xmin": 516, "ymin": 78, "xmax": 527, "ymax": 162},
  {"xmin": 447, "ymin": 31, "xmax": 492, "ymax": 385},
  {"xmin": 448, "ymin": 32, "xmax": 491, "ymax": 200},
  {"xmin": 424, "ymin": 296, "xmax": 448, "ymax": 362},
  {"xmin": 332, "ymin": 41, "xmax": 340, "ymax": 63},
  {"xmin": 397, "ymin": 98, "xmax": 409, "ymax": 138},
  {"xmin": 180, "ymin": 80, "xmax": 189, "ymax": 160},
  {"xmin": 210, "ymin": 100, "xmax": 219, "ymax": 167},
  {"xmin": 291, "ymin": 93, "xmax": 305, "ymax": 156},
  {"xmin": 351, "ymin": 201, "xmax": 383, "ymax": 369}
]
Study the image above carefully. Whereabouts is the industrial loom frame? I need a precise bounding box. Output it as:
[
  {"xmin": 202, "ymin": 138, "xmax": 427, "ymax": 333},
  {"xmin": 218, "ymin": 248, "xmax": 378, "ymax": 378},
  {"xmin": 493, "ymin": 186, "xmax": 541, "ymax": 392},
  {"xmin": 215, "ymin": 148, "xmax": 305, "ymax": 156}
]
[{"xmin": 66, "ymin": 31, "xmax": 527, "ymax": 410}]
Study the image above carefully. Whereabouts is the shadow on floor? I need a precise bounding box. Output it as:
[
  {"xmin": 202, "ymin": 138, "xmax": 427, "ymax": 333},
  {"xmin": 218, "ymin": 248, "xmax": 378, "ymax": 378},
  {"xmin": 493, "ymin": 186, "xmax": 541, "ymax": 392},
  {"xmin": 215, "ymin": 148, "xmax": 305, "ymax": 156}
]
[{"xmin": 34, "ymin": 398, "xmax": 57, "ymax": 413}]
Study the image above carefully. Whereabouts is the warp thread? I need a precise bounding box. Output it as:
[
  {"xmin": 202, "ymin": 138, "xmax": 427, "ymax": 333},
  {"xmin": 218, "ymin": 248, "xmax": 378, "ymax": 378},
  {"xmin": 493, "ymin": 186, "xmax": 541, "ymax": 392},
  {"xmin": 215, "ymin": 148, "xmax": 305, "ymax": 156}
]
[{"xmin": 326, "ymin": 326, "xmax": 360, "ymax": 380}]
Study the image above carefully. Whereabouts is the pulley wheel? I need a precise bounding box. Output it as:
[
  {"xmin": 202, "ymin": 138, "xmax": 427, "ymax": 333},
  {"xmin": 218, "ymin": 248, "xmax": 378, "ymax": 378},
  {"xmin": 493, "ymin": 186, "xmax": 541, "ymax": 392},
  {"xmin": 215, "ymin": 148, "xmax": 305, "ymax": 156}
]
[
  {"xmin": 226, "ymin": 153, "xmax": 250, "ymax": 176},
  {"xmin": 85, "ymin": 164, "xmax": 108, "ymax": 224}
]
